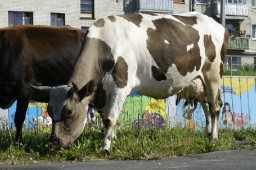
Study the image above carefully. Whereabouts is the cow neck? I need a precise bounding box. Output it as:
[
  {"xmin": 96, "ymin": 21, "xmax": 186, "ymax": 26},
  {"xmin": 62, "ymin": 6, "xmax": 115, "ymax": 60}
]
[{"xmin": 68, "ymin": 38, "xmax": 101, "ymax": 90}]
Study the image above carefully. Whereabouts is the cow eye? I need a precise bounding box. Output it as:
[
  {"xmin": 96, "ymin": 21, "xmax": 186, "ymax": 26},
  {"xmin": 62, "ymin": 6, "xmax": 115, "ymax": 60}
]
[
  {"xmin": 66, "ymin": 110, "xmax": 72, "ymax": 117},
  {"xmin": 63, "ymin": 108, "xmax": 73, "ymax": 119}
]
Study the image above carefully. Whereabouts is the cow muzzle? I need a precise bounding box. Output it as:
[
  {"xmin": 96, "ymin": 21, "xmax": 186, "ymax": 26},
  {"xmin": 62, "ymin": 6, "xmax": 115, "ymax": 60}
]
[{"xmin": 49, "ymin": 135, "xmax": 72, "ymax": 150}]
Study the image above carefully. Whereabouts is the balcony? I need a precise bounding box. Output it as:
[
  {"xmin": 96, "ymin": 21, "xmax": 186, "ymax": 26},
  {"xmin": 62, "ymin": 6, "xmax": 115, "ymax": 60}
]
[
  {"xmin": 135, "ymin": 0, "xmax": 173, "ymax": 13},
  {"xmin": 228, "ymin": 37, "xmax": 249, "ymax": 50},
  {"xmin": 214, "ymin": 2, "xmax": 248, "ymax": 17}
]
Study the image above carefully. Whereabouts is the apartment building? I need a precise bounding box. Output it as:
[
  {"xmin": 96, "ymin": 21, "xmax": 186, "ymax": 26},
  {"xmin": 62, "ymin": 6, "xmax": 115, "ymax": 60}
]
[
  {"xmin": 0, "ymin": 0, "xmax": 125, "ymax": 31},
  {"xmin": 154, "ymin": 0, "xmax": 256, "ymax": 71},
  {"xmin": 195, "ymin": 0, "xmax": 256, "ymax": 71},
  {"xmin": 0, "ymin": 0, "xmax": 255, "ymax": 70}
]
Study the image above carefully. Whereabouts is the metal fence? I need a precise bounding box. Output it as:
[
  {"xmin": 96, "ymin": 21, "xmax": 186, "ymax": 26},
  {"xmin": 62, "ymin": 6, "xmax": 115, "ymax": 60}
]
[{"xmin": 0, "ymin": 76, "xmax": 255, "ymax": 131}]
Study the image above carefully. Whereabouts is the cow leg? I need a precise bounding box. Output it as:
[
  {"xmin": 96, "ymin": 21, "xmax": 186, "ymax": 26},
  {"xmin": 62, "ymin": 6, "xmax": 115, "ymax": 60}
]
[
  {"xmin": 211, "ymin": 89, "xmax": 222, "ymax": 140},
  {"xmin": 101, "ymin": 88, "xmax": 128, "ymax": 153},
  {"xmin": 14, "ymin": 98, "xmax": 29, "ymax": 143},
  {"xmin": 201, "ymin": 102, "xmax": 212, "ymax": 137},
  {"xmin": 204, "ymin": 80, "xmax": 222, "ymax": 141}
]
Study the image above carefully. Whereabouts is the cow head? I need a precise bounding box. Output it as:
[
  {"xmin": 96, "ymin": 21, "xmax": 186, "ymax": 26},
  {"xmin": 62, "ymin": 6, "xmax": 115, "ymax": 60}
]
[{"xmin": 30, "ymin": 80, "xmax": 95, "ymax": 149}]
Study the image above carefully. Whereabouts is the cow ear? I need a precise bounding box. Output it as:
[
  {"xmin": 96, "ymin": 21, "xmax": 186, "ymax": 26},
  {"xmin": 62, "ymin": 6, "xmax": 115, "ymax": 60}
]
[
  {"xmin": 76, "ymin": 80, "xmax": 96, "ymax": 101},
  {"xmin": 28, "ymin": 83, "xmax": 51, "ymax": 102}
]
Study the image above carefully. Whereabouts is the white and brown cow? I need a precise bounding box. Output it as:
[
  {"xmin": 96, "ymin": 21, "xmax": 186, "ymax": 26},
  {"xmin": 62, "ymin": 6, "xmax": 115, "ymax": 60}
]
[{"xmin": 32, "ymin": 12, "xmax": 229, "ymax": 152}]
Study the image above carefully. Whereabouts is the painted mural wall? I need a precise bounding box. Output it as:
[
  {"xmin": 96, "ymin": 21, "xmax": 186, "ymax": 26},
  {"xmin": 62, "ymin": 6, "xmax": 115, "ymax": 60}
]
[{"xmin": 0, "ymin": 76, "xmax": 255, "ymax": 131}]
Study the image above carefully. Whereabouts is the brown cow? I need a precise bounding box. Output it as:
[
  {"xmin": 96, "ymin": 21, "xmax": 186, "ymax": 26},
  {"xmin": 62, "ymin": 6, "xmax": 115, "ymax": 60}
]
[{"xmin": 0, "ymin": 25, "xmax": 85, "ymax": 142}]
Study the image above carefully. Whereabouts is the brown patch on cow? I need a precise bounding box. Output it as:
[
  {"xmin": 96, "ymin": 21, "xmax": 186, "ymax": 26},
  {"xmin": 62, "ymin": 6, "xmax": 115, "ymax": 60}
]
[
  {"xmin": 102, "ymin": 60, "xmax": 115, "ymax": 72},
  {"xmin": 142, "ymin": 12, "xmax": 158, "ymax": 16},
  {"xmin": 220, "ymin": 63, "xmax": 223, "ymax": 78},
  {"xmin": 204, "ymin": 35, "xmax": 216, "ymax": 62},
  {"xmin": 71, "ymin": 37, "xmax": 115, "ymax": 88},
  {"xmin": 151, "ymin": 66, "xmax": 167, "ymax": 81},
  {"xmin": 119, "ymin": 13, "xmax": 142, "ymax": 27},
  {"xmin": 219, "ymin": 28, "xmax": 229, "ymax": 78},
  {"xmin": 94, "ymin": 19, "xmax": 105, "ymax": 27},
  {"xmin": 108, "ymin": 16, "xmax": 116, "ymax": 22},
  {"xmin": 92, "ymin": 83, "xmax": 106, "ymax": 109},
  {"xmin": 147, "ymin": 18, "xmax": 201, "ymax": 78},
  {"xmin": 112, "ymin": 57, "xmax": 128, "ymax": 88},
  {"xmin": 173, "ymin": 15, "xmax": 197, "ymax": 26}
]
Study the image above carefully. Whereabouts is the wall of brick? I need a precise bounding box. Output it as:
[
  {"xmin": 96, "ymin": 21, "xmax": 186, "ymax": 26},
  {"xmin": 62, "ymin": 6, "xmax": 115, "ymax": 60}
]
[
  {"xmin": 0, "ymin": 0, "xmax": 125, "ymax": 29},
  {"xmin": 241, "ymin": 56, "xmax": 255, "ymax": 66},
  {"xmin": 0, "ymin": 0, "xmax": 255, "ymax": 56},
  {"xmin": 173, "ymin": 0, "xmax": 190, "ymax": 14},
  {"xmin": 247, "ymin": 1, "xmax": 256, "ymax": 51}
]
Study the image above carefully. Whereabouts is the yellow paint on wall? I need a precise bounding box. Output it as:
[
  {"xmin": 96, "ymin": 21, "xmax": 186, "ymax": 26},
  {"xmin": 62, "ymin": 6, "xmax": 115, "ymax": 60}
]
[{"xmin": 222, "ymin": 77, "xmax": 255, "ymax": 95}]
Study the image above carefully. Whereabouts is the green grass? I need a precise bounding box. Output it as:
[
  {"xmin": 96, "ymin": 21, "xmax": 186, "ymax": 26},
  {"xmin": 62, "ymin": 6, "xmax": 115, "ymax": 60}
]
[
  {"xmin": 224, "ymin": 70, "xmax": 256, "ymax": 76},
  {"xmin": 223, "ymin": 65, "xmax": 256, "ymax": 76},
  {"xmin": 0, "ymin": 126, "xmax": 256, "ymax": 164}
]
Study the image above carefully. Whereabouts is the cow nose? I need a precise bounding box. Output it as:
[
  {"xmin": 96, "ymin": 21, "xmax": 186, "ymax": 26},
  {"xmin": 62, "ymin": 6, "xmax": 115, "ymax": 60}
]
[
  {"xmin": 64, "ymin": 142, "xmax": 72, "ymax": 149},
  {"xmin": 49, "ymin": 135, "xmax": 61, "ymax": 149}
]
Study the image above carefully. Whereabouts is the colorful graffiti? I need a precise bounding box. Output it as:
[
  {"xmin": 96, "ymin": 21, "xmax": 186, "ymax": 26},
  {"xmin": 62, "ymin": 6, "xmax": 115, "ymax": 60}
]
[
  {"xmin": 122, "ymin": 76, "xmax": 256, "ymax": 130},
  {"xmin": 0, "ymin": 76, "xmax": 255, "ymax": 131},
  {"xmin": 220, "ymin": 76, "xmax": 256, "ymax": 129},
  {"xmin": 132, "ymin": 98, "xmax": 167, "ymax": 129},
  {"xmin": 0, "ymin": 109, "xmax": 8, "ymax": 130}
]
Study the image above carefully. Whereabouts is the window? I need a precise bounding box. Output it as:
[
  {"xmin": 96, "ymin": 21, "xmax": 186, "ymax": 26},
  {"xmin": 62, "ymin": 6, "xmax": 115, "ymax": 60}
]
[
  {"xmin": 80, "ymin": 0, "xmax": 94, "ymax": 19},
  {"xmin": 253, "ymin": 0, "xmax": 256, "ymax": 6},
  {"xmin": 226, "ymin": 0, "xmax": 245, "ymax": 4},
  {"xmin": 254, "ymin": 57, "xmax": 256, "ymax": 70},
  {"xmin": 197, "ymin": 0, "xmax": 207, "ymax": 3},
  {"xmin": 252, "ymin": 25, "xmax": 256, "ymax": 39},
  {"xmin": 225, "ymin": 56, "xmax": 241, "ymax": 70},
  {"xmin": 51, "ymin": 13, "xmax": 65, "ymax": 26},
  {"xmin": 81, "ymin": 26, "xmax": 89, "ymax": 33},
  {"xmin": 226, "ymin": 22, "xmax": 240, "ymax": 36},
  {"xmin": 173, "ymin": 0, "xmax": 185, "ymax": 3},
  {"xmin": 8, "ymin": 11, "xmax": 33, "ymax": 27}
]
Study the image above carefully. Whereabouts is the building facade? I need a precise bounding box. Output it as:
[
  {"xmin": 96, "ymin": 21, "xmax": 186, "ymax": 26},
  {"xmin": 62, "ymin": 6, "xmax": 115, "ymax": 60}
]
[
  {"xmin": 0, "ymin": 0, "xmax": 256, "ymax": 70},
  {"xmin": 0, "ymin": 0, "xmax": 125, "ymax": 30}
]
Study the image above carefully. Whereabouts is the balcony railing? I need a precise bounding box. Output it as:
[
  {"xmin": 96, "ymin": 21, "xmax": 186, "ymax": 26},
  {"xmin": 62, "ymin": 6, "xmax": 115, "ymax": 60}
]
[
  {"xmin": 228, "ymin": 37, "xmax": 249, "ymax": 50},
  {"xmin": 135, "ymin": 0, "xmax": 173, "ymax": 13},
  {"xmin": 214, "ymin": 2, "xmax": 248, "ymax": 16}
]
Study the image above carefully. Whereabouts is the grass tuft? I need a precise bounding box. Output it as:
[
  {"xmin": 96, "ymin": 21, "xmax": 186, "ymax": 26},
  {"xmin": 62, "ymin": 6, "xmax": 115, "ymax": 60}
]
[{"xmin": 0, "ymin": 126, "xmax": 255, "ymax": 164}]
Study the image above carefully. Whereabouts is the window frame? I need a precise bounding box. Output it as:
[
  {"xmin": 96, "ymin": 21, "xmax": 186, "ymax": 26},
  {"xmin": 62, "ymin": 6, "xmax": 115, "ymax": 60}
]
[
  {"xmin": 173, "ymin": 0, "xmax": 185, "ymax": 4},
  {"xmin": 225, "ymin": 56, "xmax": 242, "ymax": 71},
  {"xmin": 252, "ymin": 0, "xmax": 256, "ymax": 7},
  {"xmin": 197, "ymin": 0, "xmax": 207, "ymax": 3},
  {"xmin": 50, "ymin": 13, "xmax": 65, "ymax": 27},
  {"xmin": 8, "ymin": 11, "xmax": 33, "ymax": 27},
  {"xmin": 81, "ymin": 26, "xmax": 89, "ymax": 33},
  {"xmin": 252, "ymin": 24, "xmax": 256, "ymax": 40},
  {"xmin": 80, "ymin": 0, "xmax": 94, "ymax": 19}
]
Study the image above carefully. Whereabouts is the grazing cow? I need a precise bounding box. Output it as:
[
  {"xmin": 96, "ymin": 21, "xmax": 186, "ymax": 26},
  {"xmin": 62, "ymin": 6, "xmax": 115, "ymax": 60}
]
[
  {"xmin": 0, "ymin": 25, "xmax": 85, "ymax": 142},
  {"xmin": 32, "ymin": 12, "xmax": 229, "ymax": 152}
]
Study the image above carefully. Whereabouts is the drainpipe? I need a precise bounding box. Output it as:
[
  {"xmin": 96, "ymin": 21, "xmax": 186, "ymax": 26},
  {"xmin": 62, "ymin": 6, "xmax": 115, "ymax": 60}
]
[
  {"xmin": 191, "ymin": 0, "xmax": 196, "ymax": 12},
  {"xmin": 220, "ymin": 0, "xmax": 226, "ymax": 26}
]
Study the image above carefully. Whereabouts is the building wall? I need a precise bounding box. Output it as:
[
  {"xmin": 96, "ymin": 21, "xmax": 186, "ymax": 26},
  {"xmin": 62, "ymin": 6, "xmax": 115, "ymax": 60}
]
[
  {"xmin": 173, "ymin": 0, "xmax": 190, "ymax": 14},
  {"xmin": 0, "ymin": 0, "xmax": 255, "ymax": 63},
  {"xmin": 247, "ymin": 0, "xmax": 256, "ymax": 51},
  {"xmin": 239, "ymin": 1, "xmax": 256, "ymax": 51},
  {"xmin": 0, "ymin": 0, "xmax": 125, "ymax": 29},
  {"xmin": 241, "ymin": 56, "xmax": 255, "ymax": 66}
]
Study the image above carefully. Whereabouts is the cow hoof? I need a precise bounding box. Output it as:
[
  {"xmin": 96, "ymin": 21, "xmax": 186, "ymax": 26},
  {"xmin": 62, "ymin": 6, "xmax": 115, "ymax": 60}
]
[
  {"xmin": 100, "ymin": 148, "xmax": 110, "ymax": 155},
  {"xmin": 212, "ymin": 137, "xmax": 219, "ymax": 142}
]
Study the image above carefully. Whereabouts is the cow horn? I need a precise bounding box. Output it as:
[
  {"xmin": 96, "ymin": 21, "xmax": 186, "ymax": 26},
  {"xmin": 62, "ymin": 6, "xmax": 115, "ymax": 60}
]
[
  {"xmin": 76, "ymin": 80, "xmax": 96, "ymax": 101},
  {"xmin": 28, "ymin": 83, "xmax": 51, "ymax": 91},
  {"xmin": 28, "ymin": 83, "xmax": 51, "ymax": 100},
  {"xmin": 71, "ymin": 82, "xmax": 79, "ymax": 91}
]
